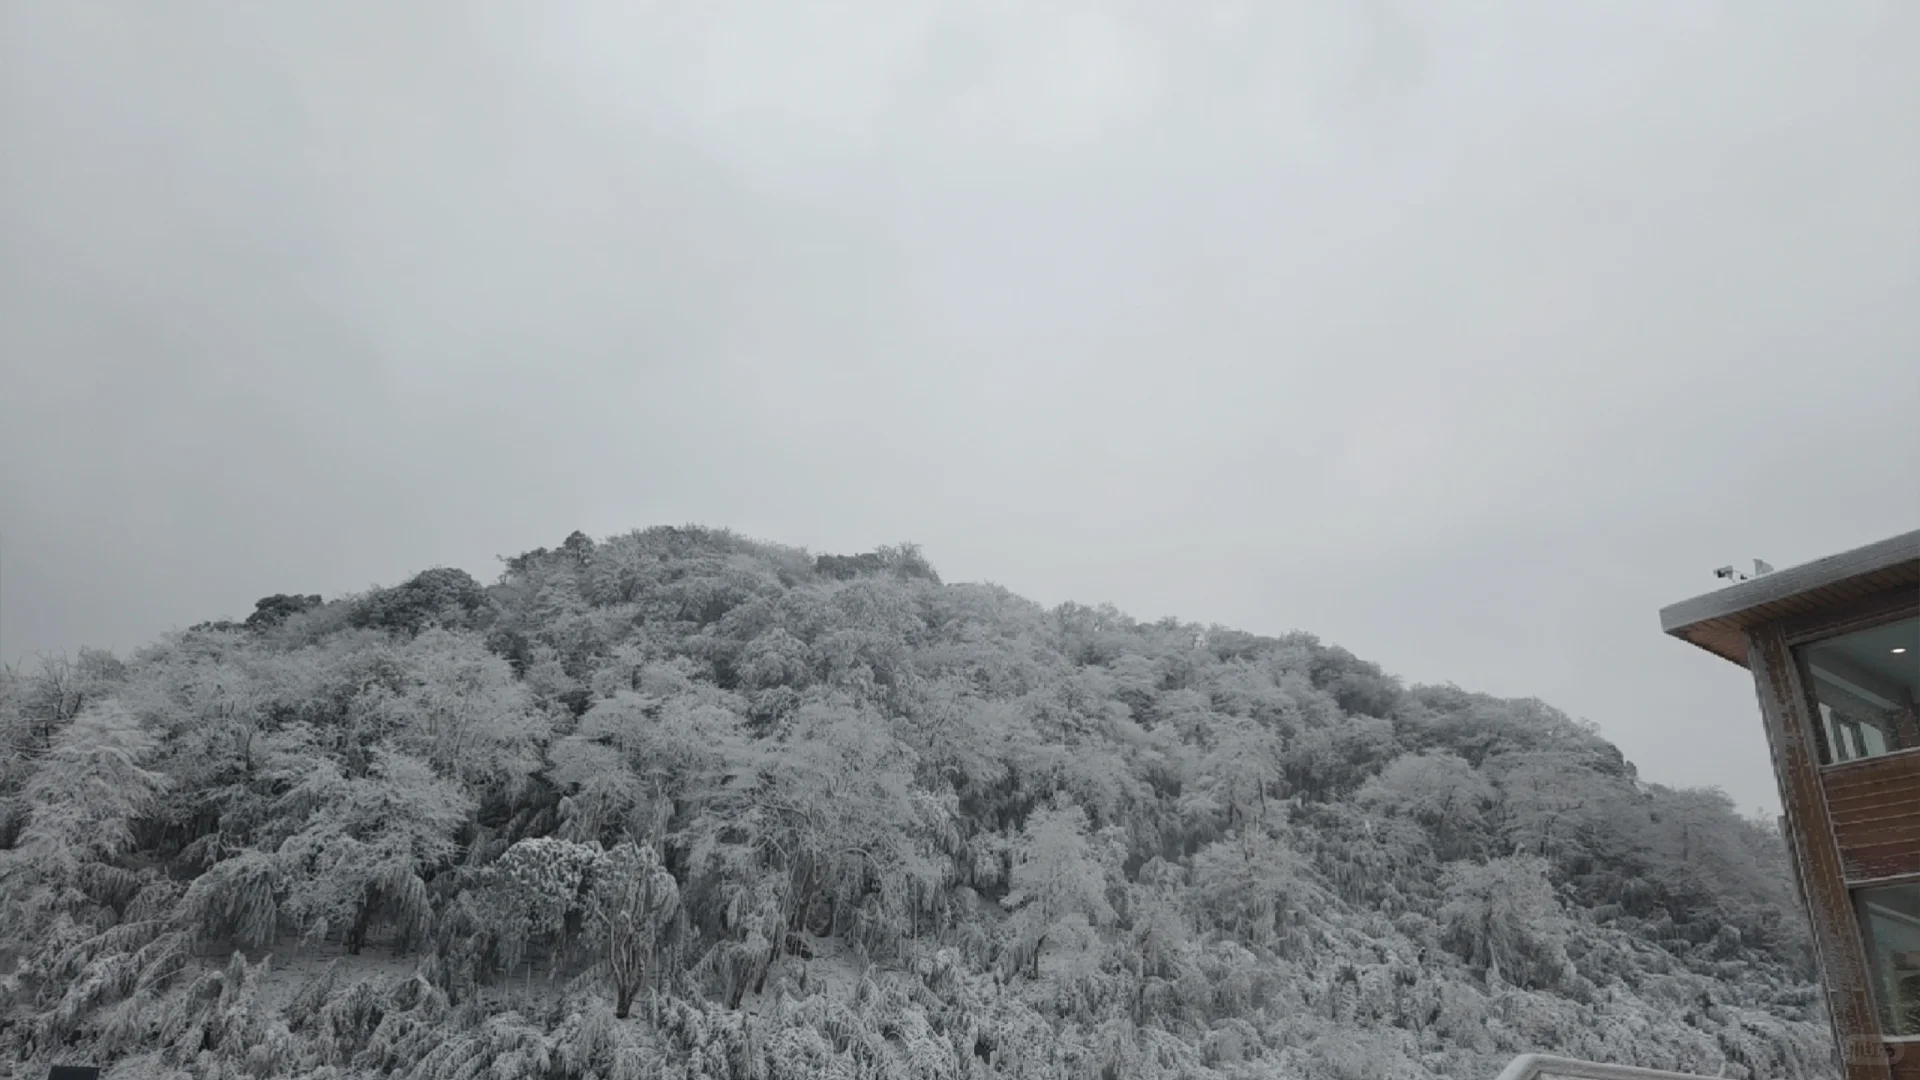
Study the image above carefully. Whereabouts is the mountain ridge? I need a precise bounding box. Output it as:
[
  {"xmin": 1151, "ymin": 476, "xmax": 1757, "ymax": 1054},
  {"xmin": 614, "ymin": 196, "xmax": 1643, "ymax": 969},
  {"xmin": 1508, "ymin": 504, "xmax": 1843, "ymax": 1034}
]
[{"xmin": 0, "ymin": 524, "xmax": 1836, "ymax": 1079}]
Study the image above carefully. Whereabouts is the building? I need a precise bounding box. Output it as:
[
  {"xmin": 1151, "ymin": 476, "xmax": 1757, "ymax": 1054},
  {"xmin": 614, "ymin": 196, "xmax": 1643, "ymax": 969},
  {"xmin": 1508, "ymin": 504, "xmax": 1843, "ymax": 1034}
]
[{"xmin": 1660, "ymin": 528, "xmax": 1920, "ymax": 1079}]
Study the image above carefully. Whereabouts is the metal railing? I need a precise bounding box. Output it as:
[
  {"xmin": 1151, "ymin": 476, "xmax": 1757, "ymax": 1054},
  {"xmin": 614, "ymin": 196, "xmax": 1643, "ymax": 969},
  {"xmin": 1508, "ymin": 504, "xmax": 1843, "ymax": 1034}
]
[{"xmin": 1495, "ymin": 1055, "xmax": 1723, "ymax": 1080}]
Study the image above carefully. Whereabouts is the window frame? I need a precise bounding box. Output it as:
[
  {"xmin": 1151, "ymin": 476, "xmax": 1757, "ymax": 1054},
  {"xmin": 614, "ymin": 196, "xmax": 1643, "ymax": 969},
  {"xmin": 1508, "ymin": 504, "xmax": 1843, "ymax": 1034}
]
[
  {"xmin": 1852, "ymin": 877, "xmax": 1920, "ymax": 1039},
  {"xmin": 1787, "ymin": 601, "xmax": 1919, "ymax": 768}
]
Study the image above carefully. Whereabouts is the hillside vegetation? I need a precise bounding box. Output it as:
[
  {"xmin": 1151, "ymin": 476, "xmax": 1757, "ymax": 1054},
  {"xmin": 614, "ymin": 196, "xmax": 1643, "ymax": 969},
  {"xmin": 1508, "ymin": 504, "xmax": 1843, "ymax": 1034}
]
[{"xmin": 0, "ymin": 526, "xmax": 1836, "ymax": 1079}]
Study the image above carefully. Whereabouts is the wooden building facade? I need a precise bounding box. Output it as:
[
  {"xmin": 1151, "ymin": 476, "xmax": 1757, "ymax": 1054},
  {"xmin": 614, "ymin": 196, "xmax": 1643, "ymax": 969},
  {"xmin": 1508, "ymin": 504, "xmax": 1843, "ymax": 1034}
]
[{"xmin": 1661, "ymin": 529, "xmax": 1920, "ymax": 1079}]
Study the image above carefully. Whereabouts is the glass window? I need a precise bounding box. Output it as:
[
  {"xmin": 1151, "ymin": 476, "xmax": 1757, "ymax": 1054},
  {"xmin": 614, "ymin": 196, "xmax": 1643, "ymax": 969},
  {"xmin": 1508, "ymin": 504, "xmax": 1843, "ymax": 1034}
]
[
  {"xmin": 1858, "ymin": 882, "xmax": 1920, "ymax": 1036},
  {"xmin": 1796, "ymin": 615, "xmax": 1920, "ymax": 766}
]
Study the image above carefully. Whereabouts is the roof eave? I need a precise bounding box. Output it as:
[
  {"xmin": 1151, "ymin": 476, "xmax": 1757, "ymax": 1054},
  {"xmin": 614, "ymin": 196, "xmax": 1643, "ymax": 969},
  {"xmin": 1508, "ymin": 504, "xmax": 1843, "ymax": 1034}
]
[{"xmin": 1660, "ymin": 528, "xmax": 1920, "ymax": 668}]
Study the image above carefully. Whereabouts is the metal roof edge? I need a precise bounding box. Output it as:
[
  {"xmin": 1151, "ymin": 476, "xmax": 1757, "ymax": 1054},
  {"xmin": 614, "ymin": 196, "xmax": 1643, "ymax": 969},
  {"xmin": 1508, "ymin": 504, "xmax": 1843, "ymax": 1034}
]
[{"xmin": 1659, "ymin": 528, "xmax": 1920, "ymax": 637}]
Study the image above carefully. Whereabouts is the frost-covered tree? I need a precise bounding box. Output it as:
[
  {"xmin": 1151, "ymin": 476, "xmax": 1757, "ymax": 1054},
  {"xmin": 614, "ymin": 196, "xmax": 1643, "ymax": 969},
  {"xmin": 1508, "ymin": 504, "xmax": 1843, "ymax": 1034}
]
[
  {"xmin": 0, "ymin": 699, "xmax": 167, "ymax": 928},
  {"xmin": 375, "ymin": 627, "xmax": 547, "ymax": 793},
  {"xmin": 487, "ymin": 835, "xmax": 601, "ymax": 982},
  {"xmin": 1001, "ymin": 797, "xmax": 1120, "ymax": 979},
  {"xmin": 1437, "ymin": 855, "xmax": 1575, "ymax": 990},
  {"xmin": 587, "ymin": 841, "xmax": 681, "ymax": 1019},
  {"xmin": 271, "ymin": 750, "xmax": 472, "ymax": 954},
  {"xmin": 1359, "ymin": 749, "xmax": 1497, "ymax": 860}
]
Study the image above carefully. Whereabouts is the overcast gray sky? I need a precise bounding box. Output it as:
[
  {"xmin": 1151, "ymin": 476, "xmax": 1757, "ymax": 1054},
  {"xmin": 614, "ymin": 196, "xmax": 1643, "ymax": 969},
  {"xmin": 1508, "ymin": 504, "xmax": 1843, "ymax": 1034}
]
[{"xmin": 3, "ymin": 1, "xmax": 1917, "ymax": 814}]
